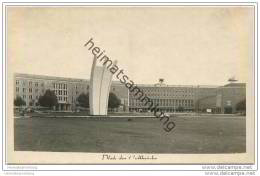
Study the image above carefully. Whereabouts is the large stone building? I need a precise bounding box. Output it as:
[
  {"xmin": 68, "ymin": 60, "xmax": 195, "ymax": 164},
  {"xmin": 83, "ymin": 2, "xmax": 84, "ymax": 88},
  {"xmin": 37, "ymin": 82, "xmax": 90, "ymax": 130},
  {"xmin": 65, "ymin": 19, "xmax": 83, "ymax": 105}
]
[
  {"xmin": 129, "ymin": 82, "xmax": 220, "ymax": 113},
  {"xmin": 129, "ymin": 84, "xmax": 196, "ymax": 112},
  {"xmin": 14, "ymin": 73, "xmax": 129, "ymax": 111},
  {"xmin": 129, "ymin": 80, "xmax": 246, "ymax": 114},
  {"xmin": 194, "ymin": 83, "xmax": 246, "ymax": 114},
  {"xmin": 217, "ymin": 83, "xmax": 246, "ymax": 114},
  {"xmin": 14, "ymin": 73, "xmax": 246, "ymax": 114}
]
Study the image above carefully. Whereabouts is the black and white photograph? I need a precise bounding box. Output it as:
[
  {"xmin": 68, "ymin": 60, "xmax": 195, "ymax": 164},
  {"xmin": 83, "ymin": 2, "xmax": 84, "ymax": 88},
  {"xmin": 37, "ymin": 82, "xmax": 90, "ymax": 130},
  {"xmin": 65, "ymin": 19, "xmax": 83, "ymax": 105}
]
[{"xmin": 4, "ymin": 3, "xmax": 256, "ymax": 166}]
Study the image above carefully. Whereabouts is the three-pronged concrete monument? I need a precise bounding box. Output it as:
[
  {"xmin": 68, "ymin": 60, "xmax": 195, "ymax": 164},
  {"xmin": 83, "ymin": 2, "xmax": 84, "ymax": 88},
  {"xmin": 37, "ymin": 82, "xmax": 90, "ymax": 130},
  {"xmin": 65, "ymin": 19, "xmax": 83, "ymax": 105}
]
[{"xmin": 89, "ymin": 56, "xmax": 114, "ymax": 115}]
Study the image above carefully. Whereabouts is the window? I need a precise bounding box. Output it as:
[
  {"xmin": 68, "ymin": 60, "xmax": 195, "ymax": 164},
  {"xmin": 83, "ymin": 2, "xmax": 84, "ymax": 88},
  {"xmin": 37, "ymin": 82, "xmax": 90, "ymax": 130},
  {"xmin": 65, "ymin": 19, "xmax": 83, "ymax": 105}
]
[
  {"xmin": 16, "ymin": 80, "xmax": 19, "ymax": 85},
  {"xmin": 23, "ymin": 88, "xmax": 26, "ymax": 93},
  {"xmin": 23, "ymin": 95, "xmax": 26, "ymax": 99},
  {"xmin": 29, "ymin": 88, "xmax": 32, "ymax": 93},
  {"xmin": 16, "ymin": 87, "xmax": 19, "ymax": 92},
  {"xmin": 35, "ymin": 82, "xmax": 38, "ymax": 87},
  {"xmin": 29, "ymin": 95, "xmax": 32, "ymax": 99}
]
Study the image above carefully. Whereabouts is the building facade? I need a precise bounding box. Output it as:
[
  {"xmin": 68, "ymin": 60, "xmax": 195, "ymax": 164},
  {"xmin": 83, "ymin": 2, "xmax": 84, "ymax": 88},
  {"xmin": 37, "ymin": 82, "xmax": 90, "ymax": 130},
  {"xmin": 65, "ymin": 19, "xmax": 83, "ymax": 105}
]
[
  {"xmin": 129, "ymin": 81, "xmax": 246, "ymax": 114},
  {"xmin": 14, "ymin": 73, "xmax": 246, "ymax": 114},
  {"xmin": 191, "ymin": 83, "xmax": 246, "ymax": 114},
  {"xmin": 129, "ymin": 84, "xmax": 196, "ymax": 112},
  {"xmin": 14, "ymin": 73, "xmax": 129, "ymax": 111},
  {"xmin": 216, "ymin": 83, "xmax": 246, "ymax": 114}
]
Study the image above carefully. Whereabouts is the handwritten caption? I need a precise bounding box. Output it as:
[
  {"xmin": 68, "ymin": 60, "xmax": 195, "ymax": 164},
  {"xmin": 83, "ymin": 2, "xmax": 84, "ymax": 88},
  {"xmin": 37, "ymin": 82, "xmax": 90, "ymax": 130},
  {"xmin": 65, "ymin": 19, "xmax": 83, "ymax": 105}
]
[{"xmin": 101, "ymin": 154, "xmax": 157, "ymax": 161}]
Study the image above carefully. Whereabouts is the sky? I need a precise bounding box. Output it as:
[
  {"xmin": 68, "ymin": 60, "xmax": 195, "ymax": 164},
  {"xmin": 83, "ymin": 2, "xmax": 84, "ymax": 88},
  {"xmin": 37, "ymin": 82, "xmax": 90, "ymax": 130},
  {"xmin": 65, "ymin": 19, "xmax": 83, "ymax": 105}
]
[{"xmin": 7, "ymin": 6, "xmax": 254, "ymax": 86}]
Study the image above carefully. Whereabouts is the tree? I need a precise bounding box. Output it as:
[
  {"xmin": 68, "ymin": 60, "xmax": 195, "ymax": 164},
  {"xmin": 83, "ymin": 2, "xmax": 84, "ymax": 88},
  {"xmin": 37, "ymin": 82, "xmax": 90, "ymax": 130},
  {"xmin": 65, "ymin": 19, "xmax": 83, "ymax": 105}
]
[
  {"xmin": 236, "ymin": 99, "xmax": 246, "ymax": 111},
  {"xmin": 38, "ymin": 89, "xmax": 58, "ymax": 108},
  {"xmin": 29, "ymin": 99, "xmax": 35, "ymax": 107},
  {"xmin": 76, "ymin": 92, "xmax": 120, "ymax": 109},
  {"xmin": 76, "ymin": 93, "xmax": 89, "ymax": 108},
  {"xmin": 14, "ymin": 96, "xmax": 26, "ymax": 107},
  {"xmin": 177, "ymin": 106, "xmax": 184, "ymax": 112},
  {"xmin": 108, "ymin": 92, "xmax": 121, "ymax": 109}
]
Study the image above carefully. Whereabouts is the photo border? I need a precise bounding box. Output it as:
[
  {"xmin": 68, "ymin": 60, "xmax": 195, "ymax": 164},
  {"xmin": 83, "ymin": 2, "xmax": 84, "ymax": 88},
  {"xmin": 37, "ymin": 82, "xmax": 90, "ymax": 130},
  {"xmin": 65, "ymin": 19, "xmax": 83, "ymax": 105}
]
[{"xmin": 1, "ymin": 1, "xmax": 258, "ymax": 172}]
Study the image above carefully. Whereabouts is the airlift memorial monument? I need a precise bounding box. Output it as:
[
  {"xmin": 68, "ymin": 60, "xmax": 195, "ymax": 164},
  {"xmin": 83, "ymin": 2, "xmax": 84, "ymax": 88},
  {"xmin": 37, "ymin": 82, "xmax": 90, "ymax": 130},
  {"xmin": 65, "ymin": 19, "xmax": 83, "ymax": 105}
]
[{"xmin": 89, "ymin": 55, "xmax": 116, "ymax": 115}]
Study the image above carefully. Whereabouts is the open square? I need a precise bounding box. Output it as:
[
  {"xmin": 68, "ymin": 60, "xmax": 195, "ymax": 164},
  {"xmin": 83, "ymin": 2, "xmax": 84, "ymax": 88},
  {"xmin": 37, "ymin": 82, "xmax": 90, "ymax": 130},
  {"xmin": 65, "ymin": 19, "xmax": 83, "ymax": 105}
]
[{"xmin": 14, "ymin": 116, "xmax": 246, "ymax": 153}]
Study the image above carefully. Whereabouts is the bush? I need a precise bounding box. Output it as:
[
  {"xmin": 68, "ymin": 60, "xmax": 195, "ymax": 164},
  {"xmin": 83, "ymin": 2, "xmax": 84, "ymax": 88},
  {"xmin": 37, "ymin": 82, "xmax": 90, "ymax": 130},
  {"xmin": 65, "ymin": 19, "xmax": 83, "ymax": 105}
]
[{"xmin": 14, "ymin": 96, "xmax": 26, "ymax": 107}]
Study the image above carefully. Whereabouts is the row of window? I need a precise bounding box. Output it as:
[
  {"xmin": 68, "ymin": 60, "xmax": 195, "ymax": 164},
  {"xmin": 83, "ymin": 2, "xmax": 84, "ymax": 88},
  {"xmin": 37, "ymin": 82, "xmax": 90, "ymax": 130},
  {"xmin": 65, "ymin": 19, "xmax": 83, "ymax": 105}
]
[
  {"xmin": 140, "ymin": 88, "xmax": 195, "ymax": 94},
  {"xmin": 58, "ymin": 96, "xmax": 68, "ymax": 102},
  {"xmin": 16, "ymin": 87, "xmax": 44, "ymax": 94},
  {"xmin": 130, "ymin": 99, "xmax": 194, "ymax": 107},
  {"xmin": 55, "ymin": 90, "xmax": 68, "ymax": 96},
  {"xmin": 53, "ymin": 84, "xmax": 91, "ymax": 93},
  {"xmin": 53, "ymin": 83, "xmax": 91, "ymax": 90},
  {"xmin": 16, "ymin": 87, "xmax": 84, "ymax": 96},
  {"xmin": 16, "ymin": 80, "xmax": 44, "ymax": 87},
  {"xmin": 21, "ymin": 95, "xmax": 39, "ymax": 100},
  {"xmin": 54, "ymin": 83, "xmax": 67, "ymax": 90},
  {"xmin": 17, "ymin": 80, "xmax": 92, "ymax": 91},
  {"xmin": 132, "ymin": 93, "xmax": 194, "ymax": 97},
  {"xmin": 75, "ymin": 85, "xmax": 89, "ymax": 90}
]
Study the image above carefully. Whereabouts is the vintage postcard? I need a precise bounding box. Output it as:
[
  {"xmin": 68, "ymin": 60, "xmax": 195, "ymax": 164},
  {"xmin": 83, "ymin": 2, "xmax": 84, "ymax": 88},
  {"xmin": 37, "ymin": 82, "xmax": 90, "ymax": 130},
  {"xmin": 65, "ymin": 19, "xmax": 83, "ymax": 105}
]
[{"xmin": 5, "ymin": 4, "xmax": 255, "ymax": 164}]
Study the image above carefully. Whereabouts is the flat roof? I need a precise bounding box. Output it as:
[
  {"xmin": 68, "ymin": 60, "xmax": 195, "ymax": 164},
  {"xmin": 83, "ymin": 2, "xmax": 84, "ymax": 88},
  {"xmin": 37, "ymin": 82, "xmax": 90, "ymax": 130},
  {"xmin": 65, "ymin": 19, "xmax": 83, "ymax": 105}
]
[{"xmin": 14, "ymin": 73, "xmax": 245, "ymax": 88}]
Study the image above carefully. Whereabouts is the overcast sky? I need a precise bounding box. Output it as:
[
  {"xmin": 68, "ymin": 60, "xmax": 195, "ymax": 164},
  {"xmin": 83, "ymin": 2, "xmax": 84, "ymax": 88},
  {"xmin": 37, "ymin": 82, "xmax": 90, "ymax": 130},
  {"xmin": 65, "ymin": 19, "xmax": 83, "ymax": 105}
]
[{"xmin": 8, "ymin": 6, "xmax": 254, "ymax": 85}]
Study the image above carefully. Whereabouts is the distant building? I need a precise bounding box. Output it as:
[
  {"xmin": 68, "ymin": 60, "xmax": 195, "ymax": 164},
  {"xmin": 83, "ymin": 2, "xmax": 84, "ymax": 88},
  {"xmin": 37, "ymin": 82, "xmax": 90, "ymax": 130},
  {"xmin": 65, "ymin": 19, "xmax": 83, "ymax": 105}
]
[
  {"xmin": 197, "ymin": 83, "xmax": 246, "ymax": 114},
  {"xmin": 129, "ymin": 80, "xmax": 246, "ymax": 114},
  {"xmin": 14, "ymin": 73, "xmax": 129, "ymax": 111},
  {"xmin": 14, "ymin": 73, "xmax": 246, "ymax": 114},
  {"xmin": 129, "ymin": 84, "xmax": 196, "ymax": 112},
  {"xmin": 217, "ymin": 83, "xmax": 246, "ymax": 114},
  {"xmin": 129, "ymin": 83, "xmax": 220, "ymax": 113}
]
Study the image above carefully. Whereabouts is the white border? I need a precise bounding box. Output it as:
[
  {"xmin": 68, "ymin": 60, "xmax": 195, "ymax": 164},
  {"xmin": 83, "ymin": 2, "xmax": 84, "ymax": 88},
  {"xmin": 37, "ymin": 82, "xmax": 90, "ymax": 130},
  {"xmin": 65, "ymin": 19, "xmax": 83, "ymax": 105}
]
[{"xmin": 0, "ymin": 1, "xmax": 258, "ymax": 175}]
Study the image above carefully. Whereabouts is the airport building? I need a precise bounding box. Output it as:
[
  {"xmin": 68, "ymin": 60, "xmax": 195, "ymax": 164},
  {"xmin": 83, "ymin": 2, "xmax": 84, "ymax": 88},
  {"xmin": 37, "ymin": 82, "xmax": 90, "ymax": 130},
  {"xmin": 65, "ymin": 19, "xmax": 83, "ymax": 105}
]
[
  {"xmin": 14, "ymin": 73, "xmax": 129, "ymax": 111},
  {"xmin": 129, "ymin": 84, "xmax": 196, "ymax": 112},
  {"xmin": 129, "ymin": 80, "xmax": 220, "ymax": 113},
  {"xmin": 14, "ymin": 73, "xmax": 246, "ymax": 114},
  {"xmin": 197, "ymin": 83, "xmax": 246, "ymax": 114}
]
